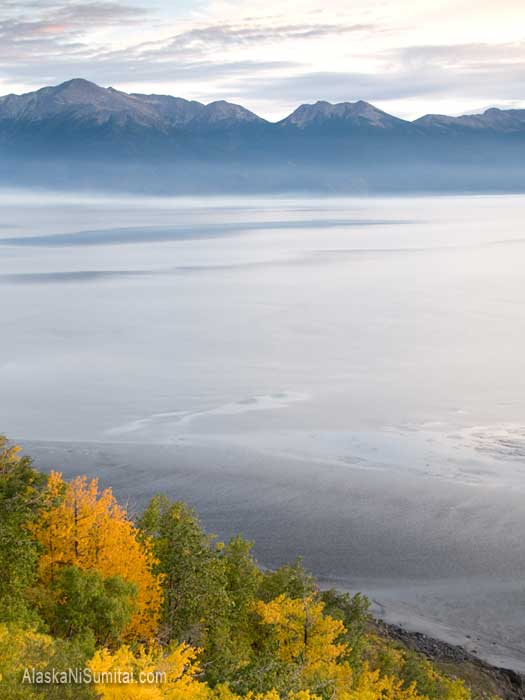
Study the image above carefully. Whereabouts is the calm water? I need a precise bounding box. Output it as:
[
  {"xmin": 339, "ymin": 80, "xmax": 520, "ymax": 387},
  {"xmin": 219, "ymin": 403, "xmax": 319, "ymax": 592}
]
[{"xmin": 1, "ymin": 191, "xmax": 525, "ymax": 668}]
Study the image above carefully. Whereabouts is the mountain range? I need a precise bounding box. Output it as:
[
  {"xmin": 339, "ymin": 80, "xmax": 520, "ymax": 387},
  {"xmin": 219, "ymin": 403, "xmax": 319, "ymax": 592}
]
[{"xmin": 1, "ymin": 79, "xmax": 524, "ymax": 193}]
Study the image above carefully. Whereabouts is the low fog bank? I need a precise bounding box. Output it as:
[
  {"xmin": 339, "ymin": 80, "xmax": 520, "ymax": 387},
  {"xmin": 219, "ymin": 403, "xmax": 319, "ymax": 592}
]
[{"xmin": 2, "ymin": 158, "xmax": 525, "ymax": 195}]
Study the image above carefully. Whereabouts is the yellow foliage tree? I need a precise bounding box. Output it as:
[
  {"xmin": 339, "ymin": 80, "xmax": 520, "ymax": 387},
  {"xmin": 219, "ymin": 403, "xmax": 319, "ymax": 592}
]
[
  {"xmin": 254, "ymin": 596, "xmax": 435, "ymax": 700},
  {"xmin": 211, "ymin": 687, "xmax": 320, "ymax": 700},
  {"xmin": 254, "ymin": 595, "xmax": 346, "ymax": 664},
  {"xmin": 88, "ymin": 642, "xmax": 210, "ymax": 700},
  {"xmin": 31, "ymin": 471, "xmax": 163, "ymax": 640},
  {"xmin": 339, "ymin": 664, "xmax": 423, "ymax": 700},
  {"xmin": 254, "ymin": 594, "xmax": 349, "ymax": 686}
]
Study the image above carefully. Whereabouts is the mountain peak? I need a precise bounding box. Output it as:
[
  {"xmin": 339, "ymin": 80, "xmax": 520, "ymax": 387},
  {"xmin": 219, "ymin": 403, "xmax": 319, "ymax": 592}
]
[
  {"xmin": 0, "ymin": 78, "xmax": 170, "ymax": 127},
  {"xmin": 280, "ymin": 100, "xmax": 404, "ymax": 129},
  {"xmin": 48, "ymin": 78, "xmax": 114, "ymax": 104},
  {"xmin": 202, "ymin": 100, "xmax": 265, "ymax": 124},
  {"xmin": 55, "ymin": 78, "xmax": 100, "ymax": 90}
]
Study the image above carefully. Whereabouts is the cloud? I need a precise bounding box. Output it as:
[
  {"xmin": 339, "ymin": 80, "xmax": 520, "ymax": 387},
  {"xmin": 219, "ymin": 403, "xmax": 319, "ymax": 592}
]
[
  {"xmin": 1, "ymin": 0, "xmax": 147, "ymax": 21},
  {"xmin": 224, "ymin": 42, "xmax": 525, "ymax": 109},
  {"xmin": 0, "ymin": 9, "xmax": 373, "ymax": 94},
  {"xmin": 0, "ymin": 2, "xmax": 150, "ymax": 63},
  {"xmin": 0, "ymin": 56, "xmax": 297, "ymax": 92},
  {"xmin": 132, "ymin": 21, "xmax": 374, "ymax": 55},
  {"xmin": 0, "ymin": 1, "xmax": 524, "ymax": 118},
  {"xmin": 79, "ymin": 21, "xmax": 372, "ymax": 83}
]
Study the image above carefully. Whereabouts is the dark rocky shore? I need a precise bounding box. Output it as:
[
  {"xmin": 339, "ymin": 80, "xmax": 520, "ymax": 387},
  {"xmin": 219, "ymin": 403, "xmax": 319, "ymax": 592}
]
[{"xmin": 376, "ymin": 620, "xmax": 525, "ymax": 700}]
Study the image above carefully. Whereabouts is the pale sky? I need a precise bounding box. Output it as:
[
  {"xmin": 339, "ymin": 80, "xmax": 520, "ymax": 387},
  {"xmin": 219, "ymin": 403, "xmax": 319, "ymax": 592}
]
[{"xmin": 1, "ymin": 0, "xmax": 524, "ymax": 121}]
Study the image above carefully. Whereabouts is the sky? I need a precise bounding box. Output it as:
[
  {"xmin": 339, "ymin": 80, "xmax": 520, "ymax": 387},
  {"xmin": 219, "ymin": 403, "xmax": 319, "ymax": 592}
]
[{"xmin": 0, "ymin": 0, "xmax": 524, "ymax": 121}]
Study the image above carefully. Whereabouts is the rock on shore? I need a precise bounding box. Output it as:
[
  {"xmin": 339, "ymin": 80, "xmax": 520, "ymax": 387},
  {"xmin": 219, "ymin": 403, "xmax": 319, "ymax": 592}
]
[{"xmin": 376, "ymin": 620, "xmax": 525, "ymax": 700}]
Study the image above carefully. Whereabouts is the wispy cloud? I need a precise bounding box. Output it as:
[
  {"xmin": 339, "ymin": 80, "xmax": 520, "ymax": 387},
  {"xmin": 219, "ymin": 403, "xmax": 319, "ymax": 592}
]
[
  {"xmin": 0, "ymin": 7, "xmax": 374, "ymax": 100},
  {"xmin": 132, "ymin": 21, "xmax": 374, "ymax": 54},
  {"xmin": 0, "ymin": 0, "xmax": 524, "ymax": 118},
  {"xmin": 0, "ymin": 2, "xmax": 150, "ymax": 63},
  {"xmin": 223, "ymin": 42, "xmax": 525, "ymax": 116}
]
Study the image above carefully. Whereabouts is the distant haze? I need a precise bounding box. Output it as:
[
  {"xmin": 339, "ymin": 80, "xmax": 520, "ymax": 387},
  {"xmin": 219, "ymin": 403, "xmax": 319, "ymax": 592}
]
[{"xmin": 1, "ymin": 79, "xmax": 525, "ymax": 194}]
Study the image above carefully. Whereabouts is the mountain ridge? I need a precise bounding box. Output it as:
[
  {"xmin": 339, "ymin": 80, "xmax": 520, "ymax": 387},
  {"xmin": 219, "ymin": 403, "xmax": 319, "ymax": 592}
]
[
  {"xmin": 0, "ymin": 79, "xmax": 266, "ymax": 129},
  {"xmin": 1, "ymin": 78, "xmax": 524, "ymax": 132},
  {"xmin": 415, "ymin": 107, "xmax": 525, "ymax": 133}
]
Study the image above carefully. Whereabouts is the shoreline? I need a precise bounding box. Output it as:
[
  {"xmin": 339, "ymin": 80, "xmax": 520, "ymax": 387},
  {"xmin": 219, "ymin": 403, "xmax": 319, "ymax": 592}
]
[
  {"xmin": 368, "ymin": 594, "xmax": 525, "ymax": 675},
  {"xmin": 319, "ymin": 576, "xmax": 525, "ymax": 679},
  {"xmin": 375, "ymin": 619, "xmax": 525, "ymax": 700}
]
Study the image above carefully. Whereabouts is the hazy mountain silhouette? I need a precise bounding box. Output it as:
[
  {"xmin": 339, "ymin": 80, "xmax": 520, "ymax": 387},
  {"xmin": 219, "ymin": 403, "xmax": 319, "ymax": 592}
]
[
  {"xmin": 415, "ymin": 108, "xmax": 525, "ymax": 133},
  {"xmin": 279, "ymin": 100, "xmax": 412, "ymax": 130},
  {"xmin": 1, "ymin": 79, "xmax": 524, "ymax": 193}
]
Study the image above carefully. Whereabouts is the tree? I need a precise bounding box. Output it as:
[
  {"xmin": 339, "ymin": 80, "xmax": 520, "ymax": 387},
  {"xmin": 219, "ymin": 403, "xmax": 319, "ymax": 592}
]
[
  {"xmin": 373, "ymin": 644, "xmax": 470, "ymax": 700},
  {"xmin": 0, "ymin": 436, "xmax": 48, "ymax": 624},
  {"xmin": 210, "ymin": 687, "xmax": 320, "ymax": 700},
  {"xmin": 44, "ymin": 566, "xmax": 137, "ymax": 646},
  {"xmin": 258, "ymin": 559, "xmax": 318, "ymax": 603},
  {"xmin": 340, "ymin": 664, "xmax": 425, "ymax": 700},
  {"xmin": 204, "ymin": 536, "xmax": 263, "ymax": 685},
  {"xmin": 88, "ymin": 642, "xmax": 210, "ymax": 700},
  {"xmin": 31, "ymin": 472, "xmax": 162, "ymax": 641},
  {"xmin": 138, "ymin": 495, "xmax": 227, "ymax": 645},
  {"xmin": 252, "ymin": 598, "xmax": 437, "ymax": 700},
  {"xmin": 319, "ymin": 590, "xmax": 370, "ymax": 669},
  {"xmin": 0, "ymin": 623, "xmax": 53, "ymax": 700},
  {"xmin": 254, "ymin": 594, "xmax": 353, "ymax": 696},
  {"xmin": 254, "ymin": 594, "xmax": 346, "ymax": 669},
  {"xmin": 0, "ymin": 622, "xmax": 96, "ymax": 700},
  {"xmin": 221, "ymin": 536, "xmax": 262, "ymax": 626}
]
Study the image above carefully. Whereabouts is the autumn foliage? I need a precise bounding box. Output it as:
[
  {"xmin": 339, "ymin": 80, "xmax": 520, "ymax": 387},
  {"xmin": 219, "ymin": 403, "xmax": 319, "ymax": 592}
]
[
  {"xmin": 88, "ymin": 643, "xmax": 210, "ymax": 700},
  {"xmin": 31, "ymin": 471, "xmax": 163, "ymax": 640},
  {"xmin": 0, "ymin": 437, "xmax": 474, "ymax": 700}
]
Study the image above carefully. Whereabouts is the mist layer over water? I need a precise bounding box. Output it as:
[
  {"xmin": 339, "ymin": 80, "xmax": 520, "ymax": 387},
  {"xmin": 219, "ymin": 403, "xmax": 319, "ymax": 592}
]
[{"xmin": 1, "ymin": 192, "xmax": 525, "ymax": 670}]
